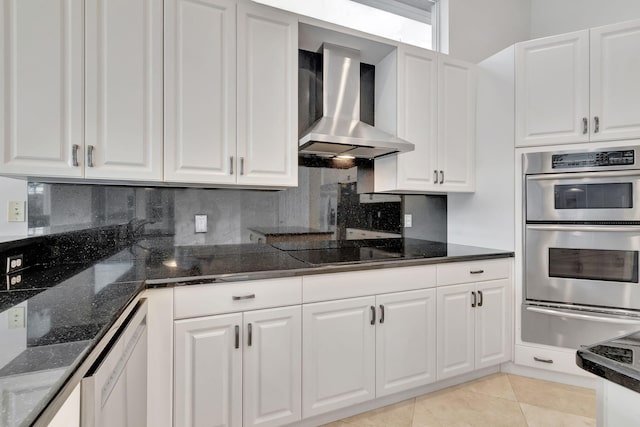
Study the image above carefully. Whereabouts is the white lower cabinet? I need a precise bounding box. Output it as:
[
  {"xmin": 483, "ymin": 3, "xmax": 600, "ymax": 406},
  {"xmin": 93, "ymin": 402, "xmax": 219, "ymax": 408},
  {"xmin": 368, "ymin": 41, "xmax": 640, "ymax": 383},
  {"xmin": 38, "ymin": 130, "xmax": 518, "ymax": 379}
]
[
  {"xmin": 302, "ymin": 289, "xmax": 437, "ymax": 417},
  {"xmin": 174, "ymin": 306, "xmax": 301, "ymax": 427},
  {"xmin": 436, "ymin": 278, "xmax": 511, "ymax": 381}
]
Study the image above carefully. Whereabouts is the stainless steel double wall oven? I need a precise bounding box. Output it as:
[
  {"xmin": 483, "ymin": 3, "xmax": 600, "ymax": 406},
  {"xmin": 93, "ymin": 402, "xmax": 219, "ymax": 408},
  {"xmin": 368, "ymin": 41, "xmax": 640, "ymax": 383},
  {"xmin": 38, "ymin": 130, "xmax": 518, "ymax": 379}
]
[{"xmin": 523, "ymin": 147, "xmax": 640, "ymax": 348}]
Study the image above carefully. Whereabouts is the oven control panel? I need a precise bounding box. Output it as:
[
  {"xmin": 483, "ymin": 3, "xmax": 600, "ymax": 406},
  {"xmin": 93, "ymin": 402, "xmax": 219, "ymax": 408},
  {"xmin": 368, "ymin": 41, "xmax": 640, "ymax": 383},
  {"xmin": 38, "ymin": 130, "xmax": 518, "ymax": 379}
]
[{"xmin": 552, "ymin": 150, "xmax": 635, "ymax": 169}]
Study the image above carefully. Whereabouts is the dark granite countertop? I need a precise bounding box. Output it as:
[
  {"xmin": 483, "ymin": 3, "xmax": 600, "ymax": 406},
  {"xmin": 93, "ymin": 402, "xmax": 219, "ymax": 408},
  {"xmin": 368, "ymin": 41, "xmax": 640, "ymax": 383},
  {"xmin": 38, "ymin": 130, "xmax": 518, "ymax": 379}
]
[
  {"xmin": 0, "ymin": 235, "xmax": 512, "ymax": 426},
  {"xmin": 577, "ymin": 330, "xmax": 640, "ymax": 393},
  {"xmin": 247, "ymin": 226, "xmax": 334, "ymax": 236}
]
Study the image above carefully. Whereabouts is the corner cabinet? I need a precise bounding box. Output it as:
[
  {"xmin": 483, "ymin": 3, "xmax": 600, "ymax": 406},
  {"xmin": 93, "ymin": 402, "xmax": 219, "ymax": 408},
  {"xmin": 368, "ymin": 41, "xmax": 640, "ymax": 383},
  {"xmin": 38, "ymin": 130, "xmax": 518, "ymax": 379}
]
[
  {"xmin": 516, "ymin": 18, "xmax": 640, "ymax": 147},
  {"xmin": 375, "ymin": 48, "xmax": 476, "ymax": 193},
  {"xmin": 0, "ymin": 0, "xmax": 163, "ymax": 181},
  {"xmin": 164, "ymin": 0, "xmax": 298, "ymax": 188}
]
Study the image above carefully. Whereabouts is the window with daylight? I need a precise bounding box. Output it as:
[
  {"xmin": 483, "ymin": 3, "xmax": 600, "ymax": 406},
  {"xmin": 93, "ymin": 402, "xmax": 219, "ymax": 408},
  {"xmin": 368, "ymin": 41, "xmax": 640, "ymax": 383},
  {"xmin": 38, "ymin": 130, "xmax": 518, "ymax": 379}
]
[{"xmin": 252, "ymin": 0, "xmax": 439, "ymax": 50}]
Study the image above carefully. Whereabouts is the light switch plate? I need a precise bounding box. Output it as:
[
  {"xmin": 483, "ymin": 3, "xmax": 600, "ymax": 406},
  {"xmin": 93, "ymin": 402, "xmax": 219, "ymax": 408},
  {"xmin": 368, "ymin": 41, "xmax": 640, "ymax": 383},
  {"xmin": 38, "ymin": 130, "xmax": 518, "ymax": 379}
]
[
  {"xmin": 8, "ymin": 201, "xmax": 25, "ymax": 222},
  {"xmin": 404, "ymin": 214, "xmax": 413, "ymax": 228},
  {"xmin": 195, "ymin": 215, "xmax": 207, "ymax": 233}
]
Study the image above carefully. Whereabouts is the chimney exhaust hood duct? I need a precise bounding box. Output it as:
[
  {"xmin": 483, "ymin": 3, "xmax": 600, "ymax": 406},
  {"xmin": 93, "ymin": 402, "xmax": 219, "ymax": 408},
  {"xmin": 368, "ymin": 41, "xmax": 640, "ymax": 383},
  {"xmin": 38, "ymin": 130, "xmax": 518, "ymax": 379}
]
[{"xmin": 299, "ymin": 43, "xmax": 414, "ymax": 159}]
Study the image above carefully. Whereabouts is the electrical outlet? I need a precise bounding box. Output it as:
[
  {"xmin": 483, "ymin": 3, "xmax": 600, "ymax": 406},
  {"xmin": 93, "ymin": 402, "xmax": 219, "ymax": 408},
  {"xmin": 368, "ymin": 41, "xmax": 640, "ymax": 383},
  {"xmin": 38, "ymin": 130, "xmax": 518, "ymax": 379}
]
[
  {"xmin": 195, "ymin": 215, "xmax": 207, "ymax": 233},
  {"xmin": 8, "ymin": 307, "xmax": 25, "ymax": 329},
  {"xmin": 8, "ymin": 201, "xmax": 25, "ymax": 222},
  {"xmin": 6, "ymin": 254, "xmax": 24, "ymax": 274},
  {"xmin": 404, "ymin": 214, "xmax": 413, "ymax": 228}
]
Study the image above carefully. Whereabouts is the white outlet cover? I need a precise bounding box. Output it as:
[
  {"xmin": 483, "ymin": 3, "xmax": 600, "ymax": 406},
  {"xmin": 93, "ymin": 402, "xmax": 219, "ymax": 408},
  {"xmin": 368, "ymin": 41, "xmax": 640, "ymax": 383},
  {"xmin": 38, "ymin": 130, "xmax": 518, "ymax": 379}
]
[
  {"xmin": 195, "ymin": 215, "xmax": 207, "ymax": 233},
  {"xmin": 404, "ymin": 214, "xmax": 413, "ymax": 228},
  {"xmin": 8, "ymin": 306, "xmax": 25, "ymax": 329},
  {"xmin": 8, "ymin": 201, "xmax": 25, "ymax": 222}
]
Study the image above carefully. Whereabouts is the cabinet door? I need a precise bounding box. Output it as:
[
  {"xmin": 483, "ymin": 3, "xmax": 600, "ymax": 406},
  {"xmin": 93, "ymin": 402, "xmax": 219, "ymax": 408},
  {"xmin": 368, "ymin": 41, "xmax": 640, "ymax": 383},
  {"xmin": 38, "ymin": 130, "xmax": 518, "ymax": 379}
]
[
  {"xmin": 85, "ymin": 0, "xmax": 163, "ymax": 181},
  {"xmin": 376, "ymin": 289, "xmax": 436, "ymax": 397},
  {"xmin": 164, "ymin": 0, "xmax": 237, "ymax": 184},
  {"xmin": 174, "ymin": 313, "xmax": 242, "ymax": 427},
  {"xmin": 243, "ymin": 306, "xmax": 301, "ymax": 427},
  {"xmin": 236, "ymin": 3, "xmax": 297, "ymax": 187},
  {"xmin": 475, "ymin": 279, "xmax": 512, "ymax": 369},
  {"xmin": 515, "ymin": 31, "xmax": 590, "ymax": 146},
  {"xmin": 437, "ymin": 55, "xmax": 476, "ymax": 192},
  {"xmin": 590, "ymin": 19, "xmax": 640, "ymax": 142},
  {"xmin": 302, "ymin": 297, "xmax": 375, "ymax": 418},
  {"xmin": 393, "ymin": 45, "xmax": 438, "ymax": 191},
  {"xmin": 0, "ymin": 0, "xmax": 83, "ymax": 178},
  {"xmin": 436, "ymin": 283, "xmax": 475, "ymax": 380}
]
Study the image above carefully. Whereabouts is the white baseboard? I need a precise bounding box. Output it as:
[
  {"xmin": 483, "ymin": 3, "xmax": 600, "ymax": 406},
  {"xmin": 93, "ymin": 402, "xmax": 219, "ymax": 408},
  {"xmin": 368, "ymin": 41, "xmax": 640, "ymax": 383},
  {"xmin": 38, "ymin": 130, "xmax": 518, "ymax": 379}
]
[
  {"xmin": 291, "ymin": 366, "xmax": 500, "ymax": 427},
  {"xmin": 500, "ymin": 361, "xmax": 597, "ymax": 389}
]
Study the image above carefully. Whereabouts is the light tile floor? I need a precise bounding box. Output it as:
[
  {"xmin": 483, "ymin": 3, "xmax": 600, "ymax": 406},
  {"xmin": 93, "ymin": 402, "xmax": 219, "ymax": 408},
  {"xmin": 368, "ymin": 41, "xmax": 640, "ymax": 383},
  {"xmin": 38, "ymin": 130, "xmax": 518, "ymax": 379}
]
[{"xmin": 323, "ymin": 373, "xmax": 596, "ymax": 427}]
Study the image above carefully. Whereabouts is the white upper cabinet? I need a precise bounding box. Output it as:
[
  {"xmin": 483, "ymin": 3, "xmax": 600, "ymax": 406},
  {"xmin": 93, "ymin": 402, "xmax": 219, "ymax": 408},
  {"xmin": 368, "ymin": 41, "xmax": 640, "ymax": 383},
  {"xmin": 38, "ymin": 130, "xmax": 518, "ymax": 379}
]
[
  {"xmin": 236, "ymin": 3, "xmax": 298, "ymax": 187},
  {"xmin": 515, "ymin": 30, "xmax": 590, "ymax": 147},
  {"xmin": 85, "ymin": 0, "xmax": 163, "ymax": 181},
  {"xmin": 165, "ymin": 0, "xmax": 297, "ymax": 187},
  {"xmin": 437, "ymin": 55, "xmax": 476, "ymax": 192},
  {"xmin": 164, "ymin": 0, "xmax": 237, "ymax": 184},
  {"xmin": 375, "ymin": 47, "xmax": 475, "ymax": 193},
  {"xmin": 516, "ymin": 18, "xmax": 640, "ymax": 147},
  {"xmin": 590, "ymin": 20, "xmax": 640, "ymax": 142},
  {"xmin": 0, "ymin": 0, "xmax": 84, "ymax": 178}
]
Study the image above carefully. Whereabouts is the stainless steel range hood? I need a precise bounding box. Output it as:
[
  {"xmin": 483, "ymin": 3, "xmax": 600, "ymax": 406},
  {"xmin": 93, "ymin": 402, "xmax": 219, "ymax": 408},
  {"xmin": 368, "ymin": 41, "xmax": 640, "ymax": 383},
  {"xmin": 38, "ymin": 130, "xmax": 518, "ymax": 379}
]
[{"xmin": 299, "ymin": 44, "xmax": 414, "ymax": 159}]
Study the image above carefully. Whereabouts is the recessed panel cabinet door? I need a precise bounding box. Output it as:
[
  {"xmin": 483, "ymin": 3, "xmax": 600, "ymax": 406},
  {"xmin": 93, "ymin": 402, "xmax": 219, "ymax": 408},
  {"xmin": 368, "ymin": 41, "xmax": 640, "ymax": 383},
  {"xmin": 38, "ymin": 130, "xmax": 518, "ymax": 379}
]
[
  {"xmin": 164, "ymin": 0, "xmax": 237, "ymax": 184},
  {"xmin": 0, "ymin": 0, "xmax": 83, "ymax": 177},
  {"xmin": 236, "ymin": 3, "xmax": 297, "ymax": 187},
  {"xmin": 302, "ymin": 297, "xmax": 375, "ymax": 418},
  {"xmin": 437, "ymin": 56, "xmax": 476, "ymax": 192},
  {"xmin": 436, "ymin": 283, "xmax": 475, "ymax": 380},
  {"xmin": 394, "ymin": 45, "xmax": 438, "ymax": 191},
  {"xmin": 590, "ymin": 20, "xmax": 640, "ymax": 142},
  {"xmin": 515, "ymin": 30, "xmax": 590, "ymax": 147},
  {"xmin": 174, "ymin": 313, "xmax": 242, "ymax": 427},
  {"xmin": 375, "ymin": 289, "xmax": 436, "ymax": 397},
  {"xmin": 243, "ymin": 306, "xmax": 301, "ymax": 427},
  {"xmin": 85, "ymin": 0, "xmax": 163, "ymax": 180},
  {"xmin": 475, "ymin": 279, "xmax": 512, "ymax": 369}
]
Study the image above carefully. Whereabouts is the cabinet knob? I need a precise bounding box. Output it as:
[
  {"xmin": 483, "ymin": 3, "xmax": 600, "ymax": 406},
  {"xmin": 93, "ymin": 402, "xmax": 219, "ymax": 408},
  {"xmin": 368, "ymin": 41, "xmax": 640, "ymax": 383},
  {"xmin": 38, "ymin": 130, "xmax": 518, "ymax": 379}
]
[
  {"xmin": 433, "ymin": 170, "xmax": 438, "ymax": 184},
  {"xmin": 582, "ymin": 117, "xmax": 588, "ymax": 134},
  {"xmin": 234, "ymin": 325, "xmax": 240, "ymax": 349},
  {"xmin": 594, "ymin": 116, "xmax": 600, "ymax": 133},
  {"xmin": 370, "ymin": 305, "xmax": 376, "ymax": 325},
  {"xmin": 439, "ymin": 170, "xmax": 444, "ymax": 184},
  {"xmin": 478, "ymin": 290, "xmax": 483, "ymax": 307},
  {"xmin": 248, "ymin": 323, "xmax": 253, "ymax": 347},
  {"xmin": 72, "ymin": 144, "xmax": 80, "ymax": 167},
  {"xmin": 471, "ymin": 291, "xmax": 477, "ymax": 308},
  {"xmin": 533, "ymin": 356, "xmax": 553, "ymax": 364},
  {"xmin": 379, "ymin": 304, "xmax": 385, "ymax": 324},
  {"xmin": 87, "ymin": 145, "xmax": 95, "ymax": 167},
  {"xmin": 230, "ymin": 156, "xmax": 234, "ymax": 175},
  {"xmin": 232, "ymin": 294, "xmax": 255, "ymax": 301},
  {"xmin": 240, "ymin": 157, "xmax": 245, "ymax": 175}
]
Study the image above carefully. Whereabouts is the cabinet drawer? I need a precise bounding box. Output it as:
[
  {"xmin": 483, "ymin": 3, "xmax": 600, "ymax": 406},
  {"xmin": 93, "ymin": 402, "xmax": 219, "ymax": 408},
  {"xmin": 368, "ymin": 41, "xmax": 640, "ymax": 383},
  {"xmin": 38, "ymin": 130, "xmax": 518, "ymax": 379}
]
[
  {"xmin": 514, "ymin": 344, "xmax": 592, "ymax": 378},
  {"xmin": 174, "ymin": 277, "xmax": 302, "ymax": 319},
  {"xmin": 437, "ymin": 259, "xmax": 511, "ymax": 286},
  {"xmin": 303, "ymin": 265, "xmax": 436, "ymax": 303}
]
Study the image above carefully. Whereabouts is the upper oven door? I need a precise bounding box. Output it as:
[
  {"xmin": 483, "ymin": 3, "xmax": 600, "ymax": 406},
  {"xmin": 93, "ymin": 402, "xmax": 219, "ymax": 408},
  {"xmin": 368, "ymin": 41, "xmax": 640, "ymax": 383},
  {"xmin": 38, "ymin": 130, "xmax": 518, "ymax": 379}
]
[
  {"xmin": 525, "ymin": 224, "xmax": 640, "ymax": 309},
  {"xmin": 526, "ymin": 171, "xmax": 640, "ymax": 222}
]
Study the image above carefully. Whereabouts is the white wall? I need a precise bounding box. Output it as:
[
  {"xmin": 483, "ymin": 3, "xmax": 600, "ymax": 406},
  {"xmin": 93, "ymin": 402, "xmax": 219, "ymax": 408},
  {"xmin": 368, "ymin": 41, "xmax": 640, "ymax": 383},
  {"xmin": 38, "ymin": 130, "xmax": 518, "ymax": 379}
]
[
  {"xmin": 443, "ymin": 0, "xmax": 531, "ymax": 63},
  {"xmin": 0, "ymin": 177, "xmax": 28, "ymax": 238},
  {"xmin": 531, "ymin": 0, "xmax": 640, "ymax": 38}
]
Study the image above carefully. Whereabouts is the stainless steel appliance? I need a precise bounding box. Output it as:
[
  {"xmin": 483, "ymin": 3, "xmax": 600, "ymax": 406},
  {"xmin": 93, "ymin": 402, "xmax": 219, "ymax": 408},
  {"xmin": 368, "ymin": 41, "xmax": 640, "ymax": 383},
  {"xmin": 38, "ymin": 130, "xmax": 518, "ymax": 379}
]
[
  {"xmin": 81, "ymin": 299, "xmax": 148, "ymax": 427},
  {"xmin": 523, "ymin": 147, "xmax": 640, "ymax": 348}
]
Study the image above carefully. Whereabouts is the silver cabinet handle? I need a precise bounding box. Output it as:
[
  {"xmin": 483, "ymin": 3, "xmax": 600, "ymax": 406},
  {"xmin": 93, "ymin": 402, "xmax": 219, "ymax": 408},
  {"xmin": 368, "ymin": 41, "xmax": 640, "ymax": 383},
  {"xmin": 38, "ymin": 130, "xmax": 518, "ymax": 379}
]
[
  {"xmin": 533, "ymin": 356, "xmax": 553, "ymax": 364},
  {"xmin": 248, "ymin": 323, "xmax": 252, "ymax": 347},
  {"xmin": 582, "ymin": 117, "xmax": 588, "ymax": 134},
  {"xmin": 433, "ymin": 170, "xmax": 438, "ymax": 184},
  {"xmin": 478, "ymin": 290, "xmax": 483, "ymax": 307},
  {"xmin": 230, "ymin": 156, "xmax": 234, "ymax": 175},
  {"xmin": 379, "ymin": 304, "xmax": 385, "ymax": 324},
  {"xmin": 240, "ymin": 157, "xmax": 245, "ymax": 175},
  {"xmin": 471, "ymin": 291, "xmax": 476, "ymax": 308},
  {"xmin": 234, "ymin": 325, "xmax": 240, "ymax": 349},
  {"xmin": 439, "ymin": 170, "xmax": 444, "ymax": 184},
  {"xmin": 370, "ymin": 306, "xmax": 376, "ymax": 326},
  {"xmin": 72, "ymin": 144, "xmax": 80, "ymax": 167},
  {"xmin": 594, "ymin": 116, "xmax": 600, "ymax": 133},
  {"xmin": 232, "ymin": 294, "xmax": 255, "ymax": 301},
  {"xmin": 470, "ymin": 270, "xmax": 484, "ymax": 274},
  {"xmin": 87, "ymin": 145, "xmax": 95, "ymax": 167}
]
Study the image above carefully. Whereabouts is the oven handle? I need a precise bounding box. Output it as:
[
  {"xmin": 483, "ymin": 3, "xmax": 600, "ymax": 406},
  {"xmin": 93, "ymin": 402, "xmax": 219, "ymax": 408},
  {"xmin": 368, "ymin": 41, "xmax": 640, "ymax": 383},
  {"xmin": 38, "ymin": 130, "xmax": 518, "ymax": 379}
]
[
  {"xmin": 526, "ymin": 170, "xmax": 640, "ymax": 181},
  {"xmin": 526, "ymin": 306, "xmax": 640, "ymax": 325},
  {"xmin": 527, "ymin": 224, "xmax": 640, "ymax": 233}
]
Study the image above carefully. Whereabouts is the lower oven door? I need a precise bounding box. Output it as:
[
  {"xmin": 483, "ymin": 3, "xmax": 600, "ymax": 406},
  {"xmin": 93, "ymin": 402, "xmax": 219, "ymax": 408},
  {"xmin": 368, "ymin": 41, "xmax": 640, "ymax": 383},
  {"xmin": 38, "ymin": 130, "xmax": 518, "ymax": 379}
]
[
  {"xmin": 525, "ymin": 224, "xmax": 640, "ymax": 310},
  {"xmin": 522, "ymin": 304, "xmax": 640, "ymax": 348}
]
